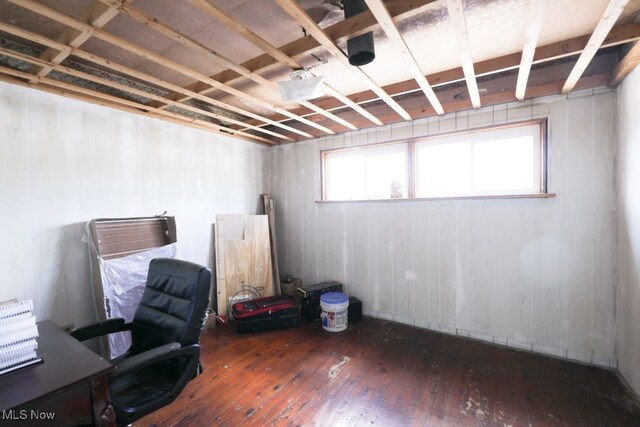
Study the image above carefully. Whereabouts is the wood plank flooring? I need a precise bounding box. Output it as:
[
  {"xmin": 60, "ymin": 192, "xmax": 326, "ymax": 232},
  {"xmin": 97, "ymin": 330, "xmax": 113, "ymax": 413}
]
[{"xmin": 138, "ymin": 318, "xmax": 640, "ymax": 426}]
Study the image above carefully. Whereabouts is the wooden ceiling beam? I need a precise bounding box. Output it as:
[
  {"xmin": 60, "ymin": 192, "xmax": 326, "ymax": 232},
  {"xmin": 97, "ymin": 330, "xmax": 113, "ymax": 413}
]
[
  {"xmin": 212, "ymin": 0, "xmax": 439, "ymax": 87},
  {"xmin": 1, "ymin": 0, "xmax": 632, "ymax": 142},
  {"xmin": 159, "ymin": 0, "xmax": 438, "ymax": 110},
  {"xmin": 515, "ymin": 0, "xmax": 546, "ymax": 101},
  {"xmin": 445, "ymin": 0, "xmax": 481, "ymax": 108},
  {"xmin": 189, "ymin": 0, "xmax": 299, "ymax": 68},
  {"xmin": 0, "ymin": 21, "xmax": 71, "ymax": 53},
  {"xmin": 274, "ymin": 0, "xmax": 412, "ymax": 121},
  {"xmin": 268, "ymin": 53, "xmax": 615, "ymax": 139},
  {"xmin": 98, "ymin": 0, "xmax": 357, "ymax": 132},
  {"xmin": 0, "ymin": 72, "xmax": 271, "ymax": 143},
  {"xmin": 322, "ymin": 85, "xmax": 383, "ymax": 125},
  {"xmin": 350, "ymin": 73, "xmax": 612, "ymax": 133},
  {"xmin": 28, "ymin": 0, "xmax": 120, "ymax": 79},
  {"xmin": 7, "ymin": 0, "xmax": 331, "ymax": 137},
  {"xmin": 364, "ymin": 0, "xmax": 444, "ymax": 115},
  {"xmin": 240, "ymin": 23, "xmax": 640, "ymax": 130},
  {"xmin": 0, "ymin": 46, "xmax": 289, "ymax": 142},
  {"xmin": 611, "ymin": 40, "xmax": 640, "ymax": 86},
  {"xmin": 186, "ymin": 0, "xmax": 383, "ymax": 126},
  {"xmin": 0, "ymin": 65, "xmax": 274, "ymax": 145},
  {"xmin": 0, "ymin": 20, "xmax": 294, "ymax": 141},
  {"xmin": 562, "ymin": 0, "xmax": 629, "ymax": 93},
  {"xmin": 71, "ymin": 49, "xmax": 304, "ymax": 139}
]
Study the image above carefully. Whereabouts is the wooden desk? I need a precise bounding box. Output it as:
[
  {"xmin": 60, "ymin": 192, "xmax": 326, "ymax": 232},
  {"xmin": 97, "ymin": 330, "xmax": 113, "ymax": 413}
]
[{"xmin": 0, "ymin": 320, "xmax": 115, "ymax": 426}]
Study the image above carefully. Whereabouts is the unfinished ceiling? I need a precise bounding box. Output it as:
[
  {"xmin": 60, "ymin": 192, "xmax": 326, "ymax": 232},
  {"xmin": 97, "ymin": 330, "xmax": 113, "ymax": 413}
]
[{"xmin": 0, "ymin": 0, "xmax": 639, "ymax": 145}]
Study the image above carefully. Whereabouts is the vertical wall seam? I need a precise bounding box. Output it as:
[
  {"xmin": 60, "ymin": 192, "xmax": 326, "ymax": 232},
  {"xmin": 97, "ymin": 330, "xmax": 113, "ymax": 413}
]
[
  {"xmin": 590, "ymin": 93, "xmax": 596, "ymax": 361},
  {"xmin": 611, "ymin": 88, "xmax": 619, "ymax": 363}
]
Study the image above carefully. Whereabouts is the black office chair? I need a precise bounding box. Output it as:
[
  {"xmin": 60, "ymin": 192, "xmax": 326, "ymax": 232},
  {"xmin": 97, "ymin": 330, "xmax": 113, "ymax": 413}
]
[{"xmin": 71, "ymin": 258, "xmax": 212, "ymax": 426}]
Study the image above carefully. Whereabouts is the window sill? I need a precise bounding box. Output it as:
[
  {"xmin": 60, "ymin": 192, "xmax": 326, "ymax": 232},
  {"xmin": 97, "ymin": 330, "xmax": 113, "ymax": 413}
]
[{"xmin": 316, "ymin": 193, "xmax": 557, "ymax": 204}]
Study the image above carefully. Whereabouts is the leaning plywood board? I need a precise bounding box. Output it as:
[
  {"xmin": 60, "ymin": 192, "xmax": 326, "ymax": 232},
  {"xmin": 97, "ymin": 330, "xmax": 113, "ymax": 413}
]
[
  {"xmin": 214, "ymin": 215, "xmax": 273, "ymax": 316},
  {"xmin": 262, "ymin": 194, "xmax": 281, "ymax": 295}
]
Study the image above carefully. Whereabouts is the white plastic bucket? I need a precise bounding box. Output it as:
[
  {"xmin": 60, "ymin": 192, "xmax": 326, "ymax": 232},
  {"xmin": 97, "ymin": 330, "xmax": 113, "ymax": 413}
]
[{"xmin": 320, "ymin": 292, "xmax": 349, "ymax": 332}]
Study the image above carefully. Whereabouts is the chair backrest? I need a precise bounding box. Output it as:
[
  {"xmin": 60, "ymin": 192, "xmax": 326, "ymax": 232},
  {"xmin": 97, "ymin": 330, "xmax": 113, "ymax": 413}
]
[{"xmin": 129, "ymin": 258, "xmax": 211, "ymax": 354}]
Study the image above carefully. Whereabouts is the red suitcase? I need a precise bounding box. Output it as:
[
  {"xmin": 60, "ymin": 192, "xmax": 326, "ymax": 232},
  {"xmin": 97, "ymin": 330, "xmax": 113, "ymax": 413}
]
[{"xmin": 231, "ymin": 295, "xmax": 301, "ymax": 333}]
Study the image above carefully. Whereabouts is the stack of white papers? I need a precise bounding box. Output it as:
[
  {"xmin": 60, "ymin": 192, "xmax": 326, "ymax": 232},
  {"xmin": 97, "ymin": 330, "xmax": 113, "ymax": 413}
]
[{"xmin": 0, "ymin": 299, "xmax": 41, "ymax": 375}]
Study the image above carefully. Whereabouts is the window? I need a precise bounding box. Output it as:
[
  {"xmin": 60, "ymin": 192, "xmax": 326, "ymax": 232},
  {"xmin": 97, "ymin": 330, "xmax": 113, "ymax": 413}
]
[
  {"xmin": 321, "ymin": 120, "xmax": 547, "ymax": 201},
  {"xmin": 415, "ymin": 123, "xmax": 543, "ymax": 197},
  {"xmin": 324, "ymin": 143, "xmax": 408, "ymax": 201}
]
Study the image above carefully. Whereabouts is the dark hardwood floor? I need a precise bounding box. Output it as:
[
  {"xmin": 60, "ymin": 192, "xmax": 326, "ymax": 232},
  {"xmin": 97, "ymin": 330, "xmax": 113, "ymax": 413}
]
[{"xmin": 138, "ymin": 317, "xmax": 640, "ymax": 426}]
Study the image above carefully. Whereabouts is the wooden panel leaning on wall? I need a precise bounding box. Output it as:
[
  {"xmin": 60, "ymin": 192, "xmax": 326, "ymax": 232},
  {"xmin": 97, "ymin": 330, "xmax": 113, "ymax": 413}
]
[{"xmin": 214, "ymin": 215, "xmax": 273, "ymax": 317}]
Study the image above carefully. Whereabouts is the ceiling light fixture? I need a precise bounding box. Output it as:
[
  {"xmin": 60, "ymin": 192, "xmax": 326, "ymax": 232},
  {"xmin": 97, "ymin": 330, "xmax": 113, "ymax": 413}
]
[{"xmin": 277, "ymin": 69, "xmax": 325, "ymax": 102}]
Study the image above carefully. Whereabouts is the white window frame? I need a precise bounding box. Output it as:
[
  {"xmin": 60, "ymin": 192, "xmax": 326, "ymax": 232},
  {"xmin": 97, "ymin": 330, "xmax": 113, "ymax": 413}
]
[{"xmin": 320, "ymin": 119, "xmax": 548, "ymax": 202}]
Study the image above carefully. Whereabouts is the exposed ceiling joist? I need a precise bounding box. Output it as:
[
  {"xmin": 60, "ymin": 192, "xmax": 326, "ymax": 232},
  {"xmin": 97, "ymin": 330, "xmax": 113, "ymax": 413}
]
[
  {"xmin": 298, "ymin": 52, "xmax": 616, "ymax": 130},
  {"xmin": 97, "ymin": 0, "xmax": 358, "ymax": 132},
  {"xmin": 0, "ymin": 0, "xmax": 636, "ymax": 145},
  {"xmin": 8, "ymin": 0, "xmax": 333, "ymax": 137},
  {"xmin": 262, "ymin": 23, "xmax": 640, "ymax": 123},
  {"xmin": 364, "ymin": 0, "xmax": 444, "ymax": 115},
  {"xmin": 0, "ymin": 47, "xmax": 290, "ymax": 142},
  {"xmin": 516, "ymin": 0, "xmax": 546, "ymax": 101},
  {"xmin": 0, "ymin": 64, "xmax": 273, "ymax": 144},
  {"xmin": 208, "ymin": 0, "xmax": 439, "ymax": 89},
  {"xmin": 322, "ymin": 85, "xmax": 383, "ymax": 125},
  {"xmin": 160, "ymin": 0, "xmax": 438, "ymax": 110},
  {"xmin": 187, "ymin": 0, "xmax": 383, "ymax": 126},
  {"xmin": 0, "ymin": 71, "xmax": 271, "ymax": 143},
  {"xmin": 611, "ymin": 40, "xmax": 640, "ymax": 85},
  {"xmin": 189, "ymin": 0, "xmax": 300, "ymax": 69},
  {"xmin": 0, "ymin": 20, "xmax": 299, "ymax": 141},
  {"xmin": 562, "ymin": 0, "xmax": 629, "ymax": 93},
  {"xmin": 273, "ymin": 0, "xmax": 413, "ymax": 121},
  {"xmin": 445, "ymin": 0, "xmax": 481, "ymax": 108},
  {"xmin": 69, "ymin": 50, "xmax": 301, "ymax": 138},
  {"xmin": 0, "ymin": 21, "xmax": 71, "ymax": 54},
  {"xmin": 242, "ymin": 24, "xmax": 640, "ymax": 135},
  {"xmin": 29, "ymin": 0, "xmax": 119, "ymax": 79}
]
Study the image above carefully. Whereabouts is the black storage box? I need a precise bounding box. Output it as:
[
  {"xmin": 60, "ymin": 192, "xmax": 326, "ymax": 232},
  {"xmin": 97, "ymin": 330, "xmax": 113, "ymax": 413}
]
[
  {"xmin": 297, "ymin": 281, "xmax": 343, "ymax": 322},
  {"xmin": 348, "ymin": 297, "xmax": 362, "ymax": 322},
  {"xmin": 231, "ymin": 295, "xmax": 301, "ymax": 333}
]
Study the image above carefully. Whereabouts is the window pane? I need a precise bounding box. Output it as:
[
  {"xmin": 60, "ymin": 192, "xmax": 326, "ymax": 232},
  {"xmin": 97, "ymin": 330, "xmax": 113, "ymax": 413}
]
[
  {"xmin": 325, "ymin": 154, "xmax": 366, "ymax": 200},
  {"xmin": 366, "ymin": 151, "xmax": 406, "ymax": 199},
  {"xmin": 473, "ymin": 136, "xmax": 536, "ymax": 193},
  {"xmin": 324, "ymin": 144, "xmax": 407, "ymax": 201},
  {"xmin": 416, "ymin": 141, "xmax": 472, "ymax": 197},
  {"xmin": 414, "ymin": 122, "xmax": 542, "ymax": 198}
]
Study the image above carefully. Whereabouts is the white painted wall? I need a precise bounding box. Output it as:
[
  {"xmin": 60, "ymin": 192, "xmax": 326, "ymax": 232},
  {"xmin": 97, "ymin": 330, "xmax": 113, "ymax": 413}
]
[
  {"xmin": 0, "ymin": 79, "xmax": 621, "ymax": 371},
  {"xmin": 0, "ymin": 82, "xmax": 268, "ymax": 330},
  {"xmin": 616, "ymin": 66, "xmax": 640, "ymax": 394},
  {"xmin": 270, "ymin": 89, "xmax": 617, "ymax": 367}
]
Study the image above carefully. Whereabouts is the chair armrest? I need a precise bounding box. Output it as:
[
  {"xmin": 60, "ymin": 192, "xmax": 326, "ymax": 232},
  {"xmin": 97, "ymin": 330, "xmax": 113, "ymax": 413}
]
[
  {"xmin": 110, "ymin": 343, "xmax": 199, "ymax": 381},
  {"xmin": 70, "ymin": 318, "xmax": 130, "ymax": 342}
]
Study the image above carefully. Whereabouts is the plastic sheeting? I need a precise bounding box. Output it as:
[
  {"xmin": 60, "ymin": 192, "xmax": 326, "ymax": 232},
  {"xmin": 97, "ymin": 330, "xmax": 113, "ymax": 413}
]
[{"xmin": 98, "ymin": 243, "xmax": 178, "ymax": 359}]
